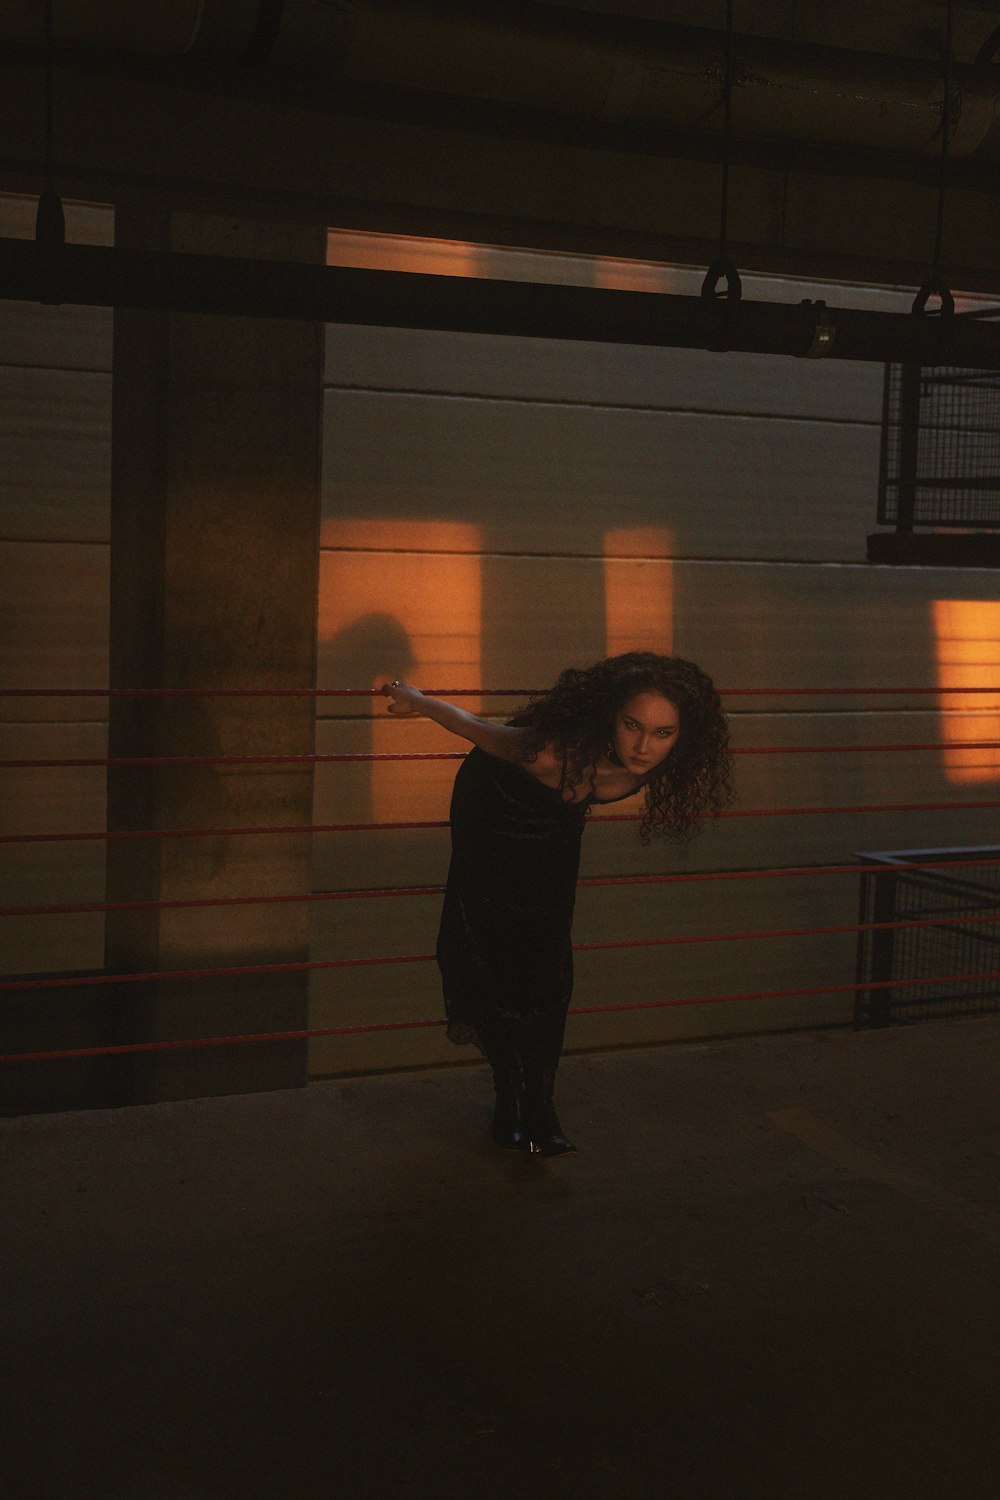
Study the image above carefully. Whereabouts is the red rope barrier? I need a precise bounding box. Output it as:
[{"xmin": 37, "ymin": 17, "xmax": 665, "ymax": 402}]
[
  {"xmin": 580, "ymin": 856, "xmax": 1000, "ymax": 887},
  {"xmin": 722, "ymin": 688, "xmax": 1000, "ymax": 698},
  {"xmin": 0, "ymin": 687, "xmax": 532, "ymax": 699},
  {"xmin": 6, "ymin": 680, "xmax": 996, "ymax": 1064},
  {"xmin": 4, "ymin": 799, "xmax": 999, "ymax": 847},
  {"xmin": 5, "ymin": 908, "xmax": 1000, "ymax": 994},
  {"xmin": 0, "ymin": 752, "xmax": 467, "ymax": 769},
  {"xmin": 0, "ymin": 886, "xmax": 449, "ymax": 918},
  {"xmin": 730, "ymin": 741, "xmax": 1000, "ymax": 754},
  {"xmin": 0, "ymin": 1018, "xmax": 449, "ymax": 1066},
  {"xmin": 0, "ymin": 952, "xmax": 437, "ymax": 993},
  {"xmin": 6, "ymin": 740, "xmax": 1000, "ymax": 770},
  {"xmin": 0, "ymin": 818, "xmax": 450, "ymax": 845},
  {"xmin": 575, "ymin": 907, "xmax": 1000, "ymax": 953},
  {"xmin": 569, "ymin": 965, "xmax": 1000, "ymax": 1017},
  {"xmin": 4, "ymin": 964, "xmax": 999, "ymax": 1065},
  {"xmin": 3, "ymin": 854, "xmax": 997, "ymax": 920},
  {"xmin": 3, "ymin": 685, "xmax": 1000, "ymax": 699},
  {"xmin": 596, "ymin": 799, "xmax": 1000, "ymax": 823}
]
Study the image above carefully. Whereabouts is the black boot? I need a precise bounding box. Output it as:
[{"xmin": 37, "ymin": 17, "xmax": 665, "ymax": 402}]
[
  {"xmin": 523, "ymin": 1057, "xmax": 577, "ymax": 1157},
  {"xmin": 488, "ymin": 1052, "xmax": 529, "ymax": 1150}
]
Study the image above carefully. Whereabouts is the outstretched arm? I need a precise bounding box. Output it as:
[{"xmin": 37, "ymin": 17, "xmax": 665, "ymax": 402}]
[{"xmin": 382, "ymin": 682, "xmax": 532, "ymax": 763}]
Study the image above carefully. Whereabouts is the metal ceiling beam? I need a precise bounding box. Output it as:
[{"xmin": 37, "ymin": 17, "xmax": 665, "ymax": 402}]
[{"xmin": 3, "ymin": 236, "xmax": 999, "ymax": 367}]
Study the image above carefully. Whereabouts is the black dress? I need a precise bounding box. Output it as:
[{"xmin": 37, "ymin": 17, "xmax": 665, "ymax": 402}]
[{"xmin": 436, "ymin": 746, "xmax": 621, "ymax": 1066}]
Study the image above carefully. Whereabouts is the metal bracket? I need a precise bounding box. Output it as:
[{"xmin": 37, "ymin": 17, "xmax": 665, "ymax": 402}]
[
  {"xmin": 701, "ymin": 258, "xmax": 743, "ymax": 352},
  {"xmin": 802, "ymin": 299, "xmax": 835, "ymax": 358},
  {"xmin": 912, "ymin": 276, "xmax": 956, "ymax": 364},
  {"xmin": 700, "ymin": 258, "xmax": 743, "ymax": 303},
  {"xmin": 912, "ymin": 277, "xmax": 955, "ymax": 317}
]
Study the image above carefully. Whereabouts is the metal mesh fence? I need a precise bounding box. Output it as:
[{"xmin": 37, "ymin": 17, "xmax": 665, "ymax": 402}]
[
  {"xmin": 879, "ymin": 366, "xmax": 1000, "ymax": 528},
  {"xmin": 855, "ymin": 848, "xmax": 1000, "ymax": 1027}
]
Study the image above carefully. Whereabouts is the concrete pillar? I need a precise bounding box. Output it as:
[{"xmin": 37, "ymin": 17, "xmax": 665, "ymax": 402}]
[{"xmin": 105, "ymin": 206, "xmax": 325, "ymax": 1103}]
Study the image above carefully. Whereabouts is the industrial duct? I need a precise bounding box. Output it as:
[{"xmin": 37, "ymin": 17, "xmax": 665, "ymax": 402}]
[{"xmin": 5, "ymin": 0, "xmax": 1000, "ymax": 161}]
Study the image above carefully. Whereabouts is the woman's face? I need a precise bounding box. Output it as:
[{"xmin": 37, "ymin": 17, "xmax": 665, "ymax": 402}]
[{"xmin": 612, "ymin": 690, "xmax": 680, "ymax": 776}]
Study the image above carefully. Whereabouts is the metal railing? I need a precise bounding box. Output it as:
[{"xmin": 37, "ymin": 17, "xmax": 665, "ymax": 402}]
[
  {"xmin": 855, "ymin": 846, "xmax": 1000, "ymax": 1026},
  {"xmin": 879, "ymin": 365, "xmax": 1000, "ymax": 530}
]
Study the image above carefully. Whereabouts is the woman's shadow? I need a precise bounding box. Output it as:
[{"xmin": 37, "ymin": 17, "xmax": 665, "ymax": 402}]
[{"xmin": 316, "ymin": 609, "xmax": 417, "ymax": 833}]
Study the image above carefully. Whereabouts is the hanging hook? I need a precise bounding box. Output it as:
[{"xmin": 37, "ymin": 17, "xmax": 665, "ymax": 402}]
[
  {"xmin": 801, "ymin": 299, "xmax": 836, "ymax": 358},
  {"xmin": 912, "ymin": 277, "xmax": 956, "ymax": 318},
  {"xmin": 701, "ymin": 259, "xmax": 742, "ymax": 303},
  {"xmin": 913, "ymin": 0, "xmax": 955, "ymax": 326},
  {"xmin": 700, "ymin": 0, "xmax": 743, "ymax": 342}
]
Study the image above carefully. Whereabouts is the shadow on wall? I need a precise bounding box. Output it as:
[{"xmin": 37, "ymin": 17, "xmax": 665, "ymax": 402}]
[
  {"xmin": 318, "ymin": 611, "xmax": 417, "ymax": 828},
  {"xmin": 316, "ymin": 523, "xmax": 678, "ymax": 825},
  {"xmin": 321, "ymin": 610, "xmax": 417, "ymax": 691},
  {"xmin": 317, "ymin": 521, "xmax": 483, "ymax": 825}
]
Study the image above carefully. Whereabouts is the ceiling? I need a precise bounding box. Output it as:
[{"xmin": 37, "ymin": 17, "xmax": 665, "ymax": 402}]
[{"xmin": 2, "ymin": 0, "xmax": 1000, "ymax": 291}]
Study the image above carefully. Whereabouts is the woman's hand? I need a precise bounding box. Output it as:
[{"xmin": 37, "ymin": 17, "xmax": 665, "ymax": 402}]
[{"xmin": 382, "ymin": 680, "xmax": 424, "ymax": 716}]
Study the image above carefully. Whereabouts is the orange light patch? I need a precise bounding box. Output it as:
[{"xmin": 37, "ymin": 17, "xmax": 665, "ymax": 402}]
[
  {"xmin": 932, "ymin": 599, "xmax": 1000, "ymax": 784},
  {"xmin": 319, "ymin": 521, "xmax": 481, "ymax": 821},
  {"xmin": 326, "ymin": 228, "xmax": 694, "ymax": 294},
  {"xmin": 327, "ymin": 230, "xmax": 484, "ymax": 278},
  {"xmin": 590, "ymin": 259, "xmax": 691, "ymax": 294},
  {"xmin": 603, "ymin": 528, "xmax": 673, "ymax": 658}
]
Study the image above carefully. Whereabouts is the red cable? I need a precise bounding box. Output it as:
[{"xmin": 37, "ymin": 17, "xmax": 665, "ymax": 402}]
[
  {"xmin": 5, "ymin": 799, "xmax": 1000, "ymax": 847},
  {"xmin": 721, "ymin": 688, "xmax": 1000, "ymax": 697},
  {"xmin": 0, "ymin": 885, "xmax": 450, "ymax": 919},
  {"xmin": 0, "ymin": 752, "xmax": 467, "ymax": 768},
  {"xmin": 0, "ymin": 818, "xmax": 451, "ymax": 845},
  {"xmin": 581, "ymin": 855, "xmax": 1000, "ymax": 887},
  {"xmin": 0, "ymin": 687, "xmax": 529, "ymax": 700},
  {"xmin": 4, "ymin": 964, "xmax": 998, "ymax": 1065},
  {"xmin": 722, "ymin": 798, "xmax": 1000, "ymax": 818},
  {"xmin": 0, "ymin": 952, "xmax": 436, "ymax": 993},
  {"xmin": 4, "ymin": 853, "xmax": 1000, "ymax": 920},
  {"xmin": 596, "ymin": 799, "xmax": 1000, "ymax": 823},
  {"xmin": 3, "ymin": 685, "xmax": 1000, "ymax": 698},
  {"xmin": 575, "ymin": 907, "xmax": 1000, "ymax": 952},
  {"xmin": 7, "ymin": 740, "xmax": 1000, "ymax": 769},
  {"xmin": 5, "ymin": 908, "xmax": 1000, "ymax": 994},
  {"xmin": 0, "ymin": 1018, "xmax": 449, "ymax": 1065},
  {"xmin": 731, "ymin": 741, "xmax": 1000, "ymax": 754},
  {"xmin": 569, "ymin": 964, "xmax": 1000, "ymax": 1017},
  {"xmin": 0, "ymin": 887, "xmax": 447, "ymax": 918}
]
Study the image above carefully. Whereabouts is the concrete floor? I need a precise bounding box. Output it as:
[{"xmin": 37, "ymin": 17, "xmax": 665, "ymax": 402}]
[{"xmin": 4, "ymin": 1015, "xmax": 1000, "ymax": 1500}]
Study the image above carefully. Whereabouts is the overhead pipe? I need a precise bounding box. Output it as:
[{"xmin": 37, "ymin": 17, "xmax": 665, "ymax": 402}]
[
  {"xmin": 5, "ymin": 0, "xmax": 1000, "ymax": 161},
  {"xmin": 3, "ymin": 235, "xmax": 999, "ymax": 368}
]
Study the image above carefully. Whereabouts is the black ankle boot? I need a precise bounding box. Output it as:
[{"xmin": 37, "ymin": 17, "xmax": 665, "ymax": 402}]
[
  {"xmin": 523, "ymin": 1059, "xmax": 577, "ymax": 1157},
  {"xmin": 488, "ymin": 1054, "xmax": 529, "ymax": 1150}
]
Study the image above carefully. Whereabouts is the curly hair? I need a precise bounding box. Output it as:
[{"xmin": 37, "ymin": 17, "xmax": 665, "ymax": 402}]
[{"xmin": 515, "ymin": 651, "xmax": 734, "ymax": 843}]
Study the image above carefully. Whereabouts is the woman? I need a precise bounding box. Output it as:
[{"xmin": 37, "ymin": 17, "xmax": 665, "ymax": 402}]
[{"xmin": 383, "ymin": 652, "xmax": 733, "ymax": 1157}]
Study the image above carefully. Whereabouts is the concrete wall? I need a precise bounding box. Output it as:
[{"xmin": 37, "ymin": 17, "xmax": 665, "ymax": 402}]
[
  {"xmin": 310, "ymin": 230, "xmax": 1000, "ymax": 1074},
  {"xmin": 0, "ymin": 196, "xmax": 112, "ymax": 991},
  {"xmin": 3, "ymin": 197, "xmax": 998, "ymax": 1088}
]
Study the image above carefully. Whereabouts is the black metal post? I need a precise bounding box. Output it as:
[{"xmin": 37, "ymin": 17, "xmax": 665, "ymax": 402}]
[{"xmin": 895, "ymin": 364, "xmax": 923, "ymax": 533}]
